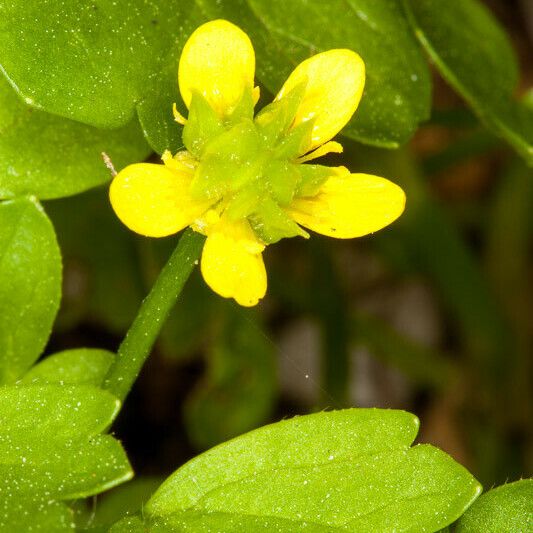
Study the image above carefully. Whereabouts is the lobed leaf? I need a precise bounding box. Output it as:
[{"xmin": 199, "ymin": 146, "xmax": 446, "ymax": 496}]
[
  {"xmin": 144, "ymin": 409, "xmax": 480, "ymax": 532},
  {"xmin": 0, "ymin": 384, "xmax": 132, "ymax": 531}
]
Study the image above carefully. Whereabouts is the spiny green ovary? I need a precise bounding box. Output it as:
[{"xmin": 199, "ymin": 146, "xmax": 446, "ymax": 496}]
[{"xmin": 181, "ymin": 88, "xmax": 331, "ymax": 244}]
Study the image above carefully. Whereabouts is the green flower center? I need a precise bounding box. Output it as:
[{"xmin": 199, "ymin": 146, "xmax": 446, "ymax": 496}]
[{"xmin": 181, "ymin": 84, "xmax": 331, "ymax": 243}]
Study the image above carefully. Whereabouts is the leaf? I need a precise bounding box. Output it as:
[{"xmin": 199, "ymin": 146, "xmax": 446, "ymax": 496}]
[
  {"xmin": 0, "ymin": 76, "xmax": 151, "ymax": 200},
  {"xmin": 145, "ymin": 409, "xmax": 481, "ymax": 532},
  {"xmin": 184, "ymin": 306, "xmax": 276, "ymax": 449},
  {"xmin": 455, "ymin": 479, "xmax": 533, "ymax": 532},
  {"xmin": 0, "ymin": 496, "xmax": 74, "ymax": 533},
  {"xmin": 0, "ymin": 198, "xmax": 61, "ymax": 384},
  {"xmin": 199, "ymin": 0, "xmax": 431, "ymax": 148},
  {"xmin": 403, "ymin": 0, "xmax": 533, "ymax": 165},
  {"xmin": 0, "ymin": 2, "xmax": 189, "ymax": 128},
  {"xmin": 21, "ymin": 348, "xmax": 114, "ymax": 386},
  {"xmin": 0, "ymin": 384, "xmax": 132, "ymax": 532}
]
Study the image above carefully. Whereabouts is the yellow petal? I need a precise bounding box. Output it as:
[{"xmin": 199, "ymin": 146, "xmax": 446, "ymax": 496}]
[
  {"xmin": 288, "ymin": 172, "xmax": 405, "ymax": 239},
  {"xmin": 276, "ymin": 50, "xmax": 365, "ymax": 151},
  {"xmin": 201, "ymin": 219, "xmax": 267, "ymax": 306},
  {"xmin": 109, "ymin": 163, "xmax": 208, "ymax": 238},
  {"xmin": 297, "ymin": 141, "xmax": 343, "ymax": 163},
  {"xmin": 179, "ymin": 20, "xmax": 255, "ymax": 116}
]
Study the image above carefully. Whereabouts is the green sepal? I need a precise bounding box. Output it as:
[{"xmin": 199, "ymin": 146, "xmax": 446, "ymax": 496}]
[
  {"xmin": 224, "ymin": 185, "xmax": 262, "ymax": 221},
  {"xmin": 203, "ymin": 120, "xmax": 262, "ymax": 162},
  {"xmin": 295, "ymin": 164, "xmax": 334, "ymax": 197},
  {"xmin": 225, "ymin": 86, "xmax": 256, "ymax": 126},
  {"xmin": 272, "ymin": 118, "xmax": 315, "ymax": 160},
  {"xmin": 249, "ymin": 198, "xmax": 308, "ymax": 244},
  {"xmin": 254, "ymin": 82, "xmax": 306, "ymax": 146},
  {"xmin": 190, "ymin": 157, "xmax": 234, "ymax": 202},
  {"xmin": 182, "ymin": 91, "xmax": 224, "ymax": 158},
  {"xmin": 263, "ymin": 160, "xmax": 300, "ymax": 206},
  {"xmin": 191, "ymin": 121, "xmax": 264, "ymax": 201}
]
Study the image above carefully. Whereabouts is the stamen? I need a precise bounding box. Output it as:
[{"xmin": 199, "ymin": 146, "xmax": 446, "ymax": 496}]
[{"xmin": 172, "ymin": 103, "xmax": 188, "ymax": 125}]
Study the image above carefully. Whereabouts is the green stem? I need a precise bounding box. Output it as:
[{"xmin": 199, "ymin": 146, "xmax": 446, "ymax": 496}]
[{"xmin": 103, "ymin": 229, "xmax": 205, "ymax": 402}]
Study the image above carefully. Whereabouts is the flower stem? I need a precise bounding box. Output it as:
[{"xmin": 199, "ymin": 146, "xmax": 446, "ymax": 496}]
[{"xmin": 103, "ymin": 229, "xmax": 205, "ymax": 402}]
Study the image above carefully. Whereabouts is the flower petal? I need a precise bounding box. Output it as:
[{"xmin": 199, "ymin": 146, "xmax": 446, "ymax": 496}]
[
  {"xmin": 179, "ymin": 20, "xmax": 255, "ymax": 117},
  {"xmin": 288, "ymin": 172, "xmax": 405, "ymax": 238},
  {"xmin": 276, "ymin": 50, "xmax": 365, "ymax": 151},
  {"xmin": 201, "ymin": 219, "xmax": 267, "ymax": 306},
  {"xmin": 109, "ymin": 163, "xmax": 208, "ymax": 238}
]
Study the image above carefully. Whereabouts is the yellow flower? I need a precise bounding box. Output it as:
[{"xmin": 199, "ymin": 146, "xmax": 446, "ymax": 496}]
[{"xmin": 110, "ymin": 19, "xmax": 405, "ymax": 307}]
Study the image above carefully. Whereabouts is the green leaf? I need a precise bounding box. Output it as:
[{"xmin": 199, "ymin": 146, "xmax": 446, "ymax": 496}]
[
  {"xmin": 455, "ymin": 479, "xmax": 533, "ymax": 532},
  {"xmin": 0, "ymin": 384, "xmax": 132, "ymax": 532},
  {"xmin": 0, "ymin": 496, "xmax": 74, "ymax": 533},
  {"xmin": 0, "ymin": 198, "xmax": 61, "ymax": 384},
  {"xmin": 0, "ymin": 2, "xmax": 185, "ymax": 128},
  {"xmin": 149, "ymin": 510, "xmax": 334, "ymax": 532},
  {"xmin": 145, "ymin": 409, "xmax": 481, "ymax": 532},
  {"xmin": 403, "ymin": 0, "xmax": 533, "ymax": 164},
  {"xmin": 0, "ymin": 76, "xmax": 151, "ymax": 200},
  {"xmin": 184, "ymin": 307, "xmax": 276, "ymax": 449},
  {"xmin": 21, "ymin": 348, "xmax": 114, "ymax": 386},
  {"xmin": 199, "ymin": 0, "xmax": 431, "ymax": 148}
]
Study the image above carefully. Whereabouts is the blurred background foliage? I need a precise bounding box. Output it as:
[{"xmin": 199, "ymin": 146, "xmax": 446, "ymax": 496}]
[{"xmin": 32, "ymin": 0, "xmax": 531, "ymax": 516}]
